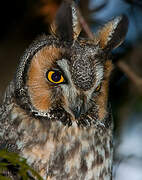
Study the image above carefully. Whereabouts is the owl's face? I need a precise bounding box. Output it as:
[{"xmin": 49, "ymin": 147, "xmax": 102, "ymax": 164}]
[
  {"xmin": 26, "ymin": 39, "xmax": 110, "ymax": 124},
  {"xmin": 14, "ymin": 2, "xmax": 128, "ymax": 127}
]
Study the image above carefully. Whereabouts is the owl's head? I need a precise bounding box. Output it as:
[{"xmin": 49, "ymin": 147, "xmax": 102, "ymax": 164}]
[{"xmin": 14, "ymin": 1, "xmax": 128, "ymax": 127}]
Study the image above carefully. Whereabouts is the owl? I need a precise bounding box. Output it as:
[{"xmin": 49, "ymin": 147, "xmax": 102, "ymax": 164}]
[{"xmin": 0, "ymin": 1, "xmax": 128, "ymax": 180}]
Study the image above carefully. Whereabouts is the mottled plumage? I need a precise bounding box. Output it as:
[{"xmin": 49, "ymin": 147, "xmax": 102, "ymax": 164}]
[{"xmin": 0, "ymin": 1, "xmax": 128, "ymax": 180}]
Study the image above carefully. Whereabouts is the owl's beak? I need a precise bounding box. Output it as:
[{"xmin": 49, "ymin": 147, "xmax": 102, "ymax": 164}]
[
  {"xmin": 71, "ymin": 106, "xmax": 82, "ymax": 119},
  {"xmin": 69, "ymin": 95, "xmax": 87, "ymax": 119}
]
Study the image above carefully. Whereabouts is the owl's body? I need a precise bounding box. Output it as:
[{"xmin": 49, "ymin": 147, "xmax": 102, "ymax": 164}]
[
  {"xmin": 0, "ymin": 1, "xmax": 128, "ymax": 180},
  {"xmin": 0, "ymin": 91, "xmax": 112, "ymax": 180}
]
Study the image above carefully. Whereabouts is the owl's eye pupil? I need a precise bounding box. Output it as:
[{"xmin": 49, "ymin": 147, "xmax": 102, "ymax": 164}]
[
  {"xmin": 46, "ymin": 70, "xmax": 64, "ymax": 84},
  {"xmin": 51, "ymin": 72, "xmax": 61, "ymax": 82}
]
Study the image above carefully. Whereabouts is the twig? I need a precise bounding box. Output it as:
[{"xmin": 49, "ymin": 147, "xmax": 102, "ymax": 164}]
[{"xmin": 117, "ymin": 60, "xmax": 142, "ymax": 91}]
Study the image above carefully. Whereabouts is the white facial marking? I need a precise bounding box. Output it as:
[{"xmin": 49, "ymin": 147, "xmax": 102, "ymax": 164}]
[
  {"xmin": 57, "ymin": 59, "xmax": 79, "ymax": 114},
  {"xmin": 57, "ymin": 58, "xmax": 104, "ymax": 114},
  {"xmin": 95, "ymin": 63, "xmax": 104, "ymax": 88}
]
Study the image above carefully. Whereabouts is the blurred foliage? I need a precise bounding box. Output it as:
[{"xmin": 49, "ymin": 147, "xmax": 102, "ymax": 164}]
[{"xmin": 0, "ymin": 150, "xmax": 43, "ymax": 180}]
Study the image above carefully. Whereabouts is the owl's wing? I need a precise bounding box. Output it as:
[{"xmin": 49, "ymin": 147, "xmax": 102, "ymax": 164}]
[
  {"xmin": 0, "ymin": 82, "xmax": 41, "ymax": 180},
  {"xmin": 0, "ymin": 81, "xmax": 18, "ymax": 152}
]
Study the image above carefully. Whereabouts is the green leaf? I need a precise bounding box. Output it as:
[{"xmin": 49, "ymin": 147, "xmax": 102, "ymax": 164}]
[{"xmin": 0, "ymin": 150, "xmax": 43, "ymax": 180}]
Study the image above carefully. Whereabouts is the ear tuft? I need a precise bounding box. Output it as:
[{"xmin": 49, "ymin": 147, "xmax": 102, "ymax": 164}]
[
  {"xmin": 50, "ymin": 0, "xmax": 73, "ymax": 42},
  {"xmin": 71, "ymin": 2, "xmax": 82, "ymax": 40},
  {"xmin": 98, "ymin": 15, "xmax": 129, "ymax": 51}
]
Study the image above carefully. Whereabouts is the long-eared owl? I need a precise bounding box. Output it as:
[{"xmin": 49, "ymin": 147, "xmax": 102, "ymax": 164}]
[{"xmin": 0, "ymin": 1, "xmax": 128, "ymax": 180}]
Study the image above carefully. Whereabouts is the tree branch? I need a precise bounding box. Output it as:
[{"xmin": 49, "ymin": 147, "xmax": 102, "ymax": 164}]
[{"xmin": 117, "ymin": 60, "xmax": 142, "ymax": 91}]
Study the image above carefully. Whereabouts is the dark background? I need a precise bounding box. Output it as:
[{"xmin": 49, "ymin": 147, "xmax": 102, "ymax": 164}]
[{"xmin": 0, "ymin": 0, "xmax": 142, "ymax": 179}]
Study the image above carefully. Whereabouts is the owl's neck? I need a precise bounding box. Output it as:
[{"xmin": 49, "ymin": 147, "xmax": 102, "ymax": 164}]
[{"xmin": 9, "ymin": 104, "xmax": 113, "ymax": 180}]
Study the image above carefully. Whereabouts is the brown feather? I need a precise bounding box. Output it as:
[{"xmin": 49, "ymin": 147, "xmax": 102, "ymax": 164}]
[{"xmin": 27, "ymin": 46, "xmax": 61, "ymax": 111}]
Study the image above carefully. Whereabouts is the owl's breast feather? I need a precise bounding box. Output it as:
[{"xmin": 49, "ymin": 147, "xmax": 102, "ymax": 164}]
[{"xmin": 10, "ymin": 106, "xmax": 113, "ymax": 180}]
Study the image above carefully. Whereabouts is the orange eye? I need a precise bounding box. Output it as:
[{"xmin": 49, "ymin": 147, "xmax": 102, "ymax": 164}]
[
  {"xmin": 95, "ymin": 84, "xmax": 101, "ymax": 92},
  {"xmin": 46, "ymin": 70, "xmax": 64, "ymax": 84}
]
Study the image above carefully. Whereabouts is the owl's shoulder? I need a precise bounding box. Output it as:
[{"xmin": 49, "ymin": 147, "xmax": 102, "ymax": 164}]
[{"xmin": 0, "ymin": 81, "xmax": 15, "ymax": 121}]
